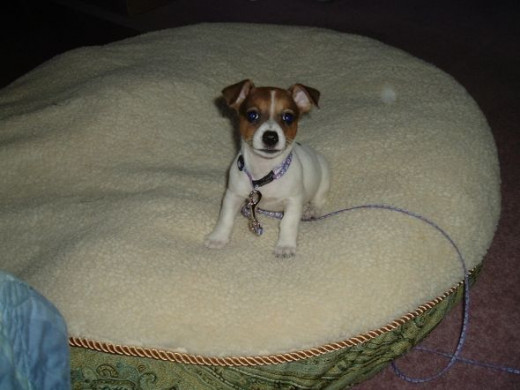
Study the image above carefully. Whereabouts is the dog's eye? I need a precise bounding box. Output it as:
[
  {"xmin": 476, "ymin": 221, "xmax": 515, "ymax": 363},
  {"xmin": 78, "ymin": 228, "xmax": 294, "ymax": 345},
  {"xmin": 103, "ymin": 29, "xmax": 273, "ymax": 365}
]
[
  {"xmin": 247, "ymin": 110, "xmax": 260, "ymax": 123},
  {"xmin": 282, "ymin": 112, "xmax": 295, "ymax": 125}
]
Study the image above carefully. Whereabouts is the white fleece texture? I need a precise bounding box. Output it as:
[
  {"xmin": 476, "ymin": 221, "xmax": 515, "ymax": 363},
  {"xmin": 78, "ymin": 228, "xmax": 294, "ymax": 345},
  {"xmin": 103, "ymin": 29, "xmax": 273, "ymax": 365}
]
[{"xmin": 0, "ymin": 24, "xmax": 500, "ymax": 357}]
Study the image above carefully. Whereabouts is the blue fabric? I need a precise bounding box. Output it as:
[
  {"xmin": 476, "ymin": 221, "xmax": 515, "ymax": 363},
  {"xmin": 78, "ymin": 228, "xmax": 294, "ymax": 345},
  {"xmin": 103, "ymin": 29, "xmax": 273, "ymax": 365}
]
[{"xmin": 0, "ymin": 272, "xmax": 70, "ymax": 390}]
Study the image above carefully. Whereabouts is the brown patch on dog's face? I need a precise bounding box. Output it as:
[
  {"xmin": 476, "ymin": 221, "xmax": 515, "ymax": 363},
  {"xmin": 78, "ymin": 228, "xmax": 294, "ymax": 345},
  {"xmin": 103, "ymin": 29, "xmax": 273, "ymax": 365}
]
[
  {"xmin": 221, "ymin": 80, "xmax": 319, "ymax": 156},
  {"xmin": 237, "ymin": 87, "xmax": 301, "ymax": 145},
  {"xmin": 272, "ymin": 90, "xmax": 300, "ymax": 143}
]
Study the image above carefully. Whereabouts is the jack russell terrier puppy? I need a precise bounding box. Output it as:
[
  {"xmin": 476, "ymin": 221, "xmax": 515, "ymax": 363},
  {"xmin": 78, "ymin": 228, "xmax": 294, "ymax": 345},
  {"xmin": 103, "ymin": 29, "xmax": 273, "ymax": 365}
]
[{"xmin": 205, "ymin": 79, "xmax": 330, "ymax": 257}]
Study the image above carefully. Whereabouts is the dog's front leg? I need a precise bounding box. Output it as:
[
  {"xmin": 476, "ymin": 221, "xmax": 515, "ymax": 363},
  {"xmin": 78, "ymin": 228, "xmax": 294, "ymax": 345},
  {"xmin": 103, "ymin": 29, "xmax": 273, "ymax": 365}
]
[
  {"xmin": 205, "ymin": 189, "xmax": 244, "ymax": 249},
  {"xmin": 274, "ymin": 196, "xmax": 304, "ymax": 258}
]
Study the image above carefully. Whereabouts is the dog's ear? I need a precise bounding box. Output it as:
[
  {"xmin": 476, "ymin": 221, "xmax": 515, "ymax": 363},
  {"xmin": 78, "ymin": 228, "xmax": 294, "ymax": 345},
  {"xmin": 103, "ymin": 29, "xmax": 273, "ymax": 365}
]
[
  {"xmin": 222, "ymin": 79, "xmax": 255, "ymax": 110},
  {"xmin": 289, "ymin": 84, "xmax": 320, "ymax": 113}
]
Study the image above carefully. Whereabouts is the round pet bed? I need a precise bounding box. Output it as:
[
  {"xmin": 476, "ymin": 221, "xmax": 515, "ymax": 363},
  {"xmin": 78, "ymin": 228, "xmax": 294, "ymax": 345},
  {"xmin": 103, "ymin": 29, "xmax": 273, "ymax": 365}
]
[{"xmin": 0, "ymin": 24, "xmax": 500, "ymax": 388}]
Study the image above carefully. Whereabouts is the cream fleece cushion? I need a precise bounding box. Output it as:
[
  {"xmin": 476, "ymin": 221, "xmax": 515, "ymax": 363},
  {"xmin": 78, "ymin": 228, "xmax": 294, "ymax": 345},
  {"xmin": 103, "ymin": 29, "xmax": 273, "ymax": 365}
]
[{"xmin": 0, "ymin": 23, "xmax": 500, "ymax": 357}]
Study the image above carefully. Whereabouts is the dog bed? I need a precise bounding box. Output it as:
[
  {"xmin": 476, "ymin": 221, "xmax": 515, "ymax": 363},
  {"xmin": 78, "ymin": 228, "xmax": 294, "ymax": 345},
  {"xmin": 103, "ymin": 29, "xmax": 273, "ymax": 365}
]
[{"xmin": 0, "ymin": 23, "xmax": 500, "ymax": 388}]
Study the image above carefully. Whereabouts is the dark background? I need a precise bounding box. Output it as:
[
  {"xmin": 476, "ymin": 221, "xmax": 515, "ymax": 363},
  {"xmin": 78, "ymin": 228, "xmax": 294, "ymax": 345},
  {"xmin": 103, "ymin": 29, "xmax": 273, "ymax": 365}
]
[{"xmin": 2, "ymin": 1, "xmax": 519, "ymax": 388}]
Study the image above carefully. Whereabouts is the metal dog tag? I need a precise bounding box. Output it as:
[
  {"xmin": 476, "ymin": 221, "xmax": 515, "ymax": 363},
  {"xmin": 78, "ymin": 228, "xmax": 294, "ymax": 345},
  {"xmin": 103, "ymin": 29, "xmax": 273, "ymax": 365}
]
[{"xmin": 247, "ymin": 190, "xmax": 263, "ymax": 236}]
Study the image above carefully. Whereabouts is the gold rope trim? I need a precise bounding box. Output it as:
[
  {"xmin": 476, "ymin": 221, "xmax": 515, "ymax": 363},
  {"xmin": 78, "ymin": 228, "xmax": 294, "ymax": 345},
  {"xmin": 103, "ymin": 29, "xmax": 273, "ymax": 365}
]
[{"xmin": 69, "ymin": 267, "xmax": 476, "ymax": 367}]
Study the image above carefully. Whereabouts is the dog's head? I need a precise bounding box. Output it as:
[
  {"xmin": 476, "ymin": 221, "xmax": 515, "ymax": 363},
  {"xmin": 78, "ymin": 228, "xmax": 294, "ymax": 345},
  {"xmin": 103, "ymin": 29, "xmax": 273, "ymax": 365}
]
[{"xmin": 222, "ymin": 79, "xmax": 319, "ymax": 158}]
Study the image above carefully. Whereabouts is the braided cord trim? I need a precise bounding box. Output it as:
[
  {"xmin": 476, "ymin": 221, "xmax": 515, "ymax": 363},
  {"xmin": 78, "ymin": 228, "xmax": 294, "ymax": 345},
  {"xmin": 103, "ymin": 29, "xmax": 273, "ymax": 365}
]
[{"xmin": 69, "ymin": 266, "xmax": 476, "ymax": 367}]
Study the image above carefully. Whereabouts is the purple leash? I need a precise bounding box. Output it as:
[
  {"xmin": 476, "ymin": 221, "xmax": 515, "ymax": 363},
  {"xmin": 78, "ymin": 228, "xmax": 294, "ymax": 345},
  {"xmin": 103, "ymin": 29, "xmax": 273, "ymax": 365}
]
[
  {"xmin": 242, "ymin": 203, "xmax": 513, "ymax": 383},
  {"xmin": 321, "ymin": 205, "xmax": 470, "ymax": 383}
]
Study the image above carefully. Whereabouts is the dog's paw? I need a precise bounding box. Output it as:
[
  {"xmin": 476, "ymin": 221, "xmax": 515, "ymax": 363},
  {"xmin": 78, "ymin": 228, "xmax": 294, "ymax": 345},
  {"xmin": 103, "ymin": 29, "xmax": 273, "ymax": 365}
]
[
  {"xmin": 274, "ymin": 245, "xmax": 296, "ymax": 258},
  {"xmin": 204, "ymin": 235, "xmax": 229, "ymax": 249},
  {"xmin": 303, "ymin": 204, "xmax": 321, "ymax": 220}
]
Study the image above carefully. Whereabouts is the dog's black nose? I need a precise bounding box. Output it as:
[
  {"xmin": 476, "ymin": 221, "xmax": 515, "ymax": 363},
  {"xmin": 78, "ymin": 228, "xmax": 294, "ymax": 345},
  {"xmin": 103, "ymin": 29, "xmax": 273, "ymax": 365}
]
[{"xmin": 262, "ymin": 131, "xmax": 279, "ymax": 147}]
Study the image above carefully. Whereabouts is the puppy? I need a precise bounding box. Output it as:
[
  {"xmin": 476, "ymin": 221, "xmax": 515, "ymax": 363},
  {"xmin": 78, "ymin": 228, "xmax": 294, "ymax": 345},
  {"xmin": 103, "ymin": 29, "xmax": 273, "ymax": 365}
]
[{"xmin": 205, "ymin": 79, "xmax": 330, "ymax": 257}]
